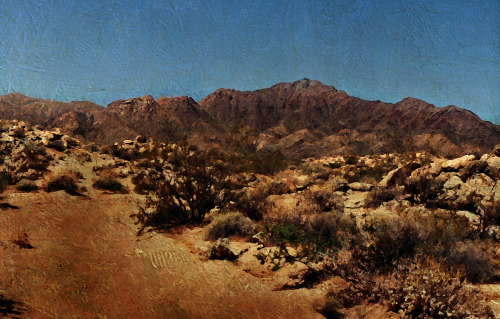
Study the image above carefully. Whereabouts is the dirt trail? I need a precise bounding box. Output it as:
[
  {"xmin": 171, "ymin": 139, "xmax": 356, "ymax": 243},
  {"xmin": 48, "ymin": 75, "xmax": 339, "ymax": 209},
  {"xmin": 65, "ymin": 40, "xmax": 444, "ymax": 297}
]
[{"xmin": 0, "ymin": 191, "xmax": 323, "ymax": 318}]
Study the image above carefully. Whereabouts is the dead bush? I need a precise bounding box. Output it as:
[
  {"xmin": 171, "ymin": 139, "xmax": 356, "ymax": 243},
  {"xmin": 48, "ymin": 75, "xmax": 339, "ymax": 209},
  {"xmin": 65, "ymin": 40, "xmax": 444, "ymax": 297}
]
[
  {"xmin": 312, "ymin": 190, "xmax": 344, "ymax": 213},
  {"xmin": 45, "ymin": 174, "xmax": 81, "ymax": 196},
  {"xmin": 482, "ymin": 198, "xmax": 500, "ymax": 227},
  {"xmin": 204, "ymin": 212, "xmax": 256, "ymax": 241},
  {"xmin": 353, "ymin": 217, "xmax": 422, "ymax": 272},
  {"xmin": 404, "ymin": 175, "xmax": 444, "ymax": 207},
  {"xmin": 16, "ymin": 180, "xmax": 38, "ymax": 192},
  {"xmin": 92, "ymin": 178, "xmax": 128, "ymax": 193},
  {"xmin": 378, "ymin": 258, "xmax": 494, "ymax": 318},
  {"xmin": 131, "ymin": 171, "xmax": 157, "ymax": 194},
  {"xmin": 445, "ymin": 240, "xmax": 498, "ymax": 283},
  {"xmin": 47, "ymin": 139, "xmax": 65, "ymax": 152},
  {"xmin": 230, "ymin": 185, "xmax": 269, "ymax": 221},
  {"xmin": 365, "ymin": 186, "xmax": 402, "ymax": 208},
  {"xmin": 131, "ymin": 143, "xmax": 227, "ymax": 234}
]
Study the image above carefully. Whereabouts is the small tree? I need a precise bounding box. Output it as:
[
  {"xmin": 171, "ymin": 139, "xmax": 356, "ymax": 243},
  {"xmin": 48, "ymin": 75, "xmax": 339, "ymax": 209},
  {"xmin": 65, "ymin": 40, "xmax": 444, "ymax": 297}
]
[{"xmin": 132, "ymin": 143, "xmax": 226, "ymax": 234}]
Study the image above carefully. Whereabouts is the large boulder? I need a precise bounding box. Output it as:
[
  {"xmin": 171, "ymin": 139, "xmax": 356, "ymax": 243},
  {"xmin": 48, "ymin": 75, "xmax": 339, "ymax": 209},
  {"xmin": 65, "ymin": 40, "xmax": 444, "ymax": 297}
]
[
  {"xmin": 379, "ymin": 162, "xmax": 420, "ymax": 187},
  {"xmin": 441, "ymin": 155, "xmax": 475, "ymax": 172}
]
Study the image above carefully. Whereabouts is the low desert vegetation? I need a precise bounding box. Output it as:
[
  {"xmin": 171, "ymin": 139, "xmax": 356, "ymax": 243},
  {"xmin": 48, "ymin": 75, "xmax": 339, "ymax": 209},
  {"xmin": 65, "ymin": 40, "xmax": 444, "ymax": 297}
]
[
  {"xmin": 83, "ymin": 136, "xmax": 500, "ymax": 316},
  {"xmin": 92, "ymin": 177, "xmax": 128, "ymax": 193},
  {"xmin": 45, "ymin": 173, "xmax": 82, "ymax": 196},
  {"xmin": 204, "ymin": 212, "xmax": 256, "ymax": 241},
  {"xmin": 131, "ymin": 143, "xmax": 227, "ymax": 234}
]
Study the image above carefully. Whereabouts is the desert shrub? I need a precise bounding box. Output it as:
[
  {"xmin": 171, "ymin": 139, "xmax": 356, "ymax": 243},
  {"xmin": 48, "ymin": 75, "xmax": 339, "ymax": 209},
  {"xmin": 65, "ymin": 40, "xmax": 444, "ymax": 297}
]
[
  {"xmin": 131, "ymin": 171, "xmax": 157, "ymax": 194},
  {"xmin": 459, "ymin": 160, "xmax": 488, "ymax": 181},
  {"xmin": 18, "ymin": 142, "xmax": 51, "ymax": 174},
  {"xmin": 0, "ymin": 172, "xmax": 7, "ymax": 193},
  {"xmin": 444, "ymin": 240, "xmax": 497, "ymax": 283},
  {"xmin": 378, "ymin": 258, "xmax": 493, "ymax": 318},
  {"xmin": 481, "ymin": 198, "xmax": 500, "ymax": 227},
  {"xmin": 46, "ymin": 139, "xmax": 65, "ymax": 152},
  {"xmin": 204, "ymin": 212, "xmax": 256, "ymax": 241},
  {"xmin": 404, "ymin": 175, "xmax": 444, "ymax": 207},
  {"xmin": 16, "ymin": 180, "xmax": 38, "ymax": 192},
  {"xmin": 11, "ymin": 127, "xmax": 25, "ymax": 138},
  {"xmin": 365, "ymin": 186, "xmax": 402, "ymax": 208},
  {"xmin": 92, "ymin": 178, "xmax": 128, "ymax": 193},
  {"xmin": 354, "ymin": 217, "xmax": 422, "ymax": 272},
  {"xmin": 45, "ymin": 174, "xmax": 80, "ymax": 195},
  {"xmin": 312, "ymin": 190, "xmax": 344, "ymax": 213},
  {"xmin": 358, "ymin": 162, "xmax": 399, "ymax": 183},
  {"xmin": 230, "ymin": 186, "xmax": 269, "ymax": 221},
  {"xmin": 84, "ymin": 144, "xmax": 100, "ymax": 153},
  {"xmin": 344, "ymin": 155, "xmax": 358, "ymax": 165},
  {"xmin": 131, "ymin": 143, "xmax": 227, "ymax": 234},
  {"xmin": 64, "ymin": 137, "xmax": 79, "ymax": 147},
  {"xmin": 319, "ymin": 296, "xmax": 344, "ymax": 319},
  {"xmin": 259, "ymin": 212, "xmax": 349, "ymax": 263},
  {"xmin": 418, "ymin": 212, "xmax": 477, "ymax": 257}
]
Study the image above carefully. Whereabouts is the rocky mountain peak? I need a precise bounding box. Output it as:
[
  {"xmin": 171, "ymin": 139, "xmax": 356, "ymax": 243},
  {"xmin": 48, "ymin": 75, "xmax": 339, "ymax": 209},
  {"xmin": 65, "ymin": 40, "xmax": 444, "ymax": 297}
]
[{"xmin": 0, "ymin": 80, "xmax": 498, "ymax": 157}]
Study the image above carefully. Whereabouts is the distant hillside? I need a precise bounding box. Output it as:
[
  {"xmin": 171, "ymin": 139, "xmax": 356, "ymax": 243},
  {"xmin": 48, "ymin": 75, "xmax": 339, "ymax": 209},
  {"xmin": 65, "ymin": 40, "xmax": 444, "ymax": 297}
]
[{"xmin": 1, "ymin": 80, "xmax": 499, "ymax": 157}]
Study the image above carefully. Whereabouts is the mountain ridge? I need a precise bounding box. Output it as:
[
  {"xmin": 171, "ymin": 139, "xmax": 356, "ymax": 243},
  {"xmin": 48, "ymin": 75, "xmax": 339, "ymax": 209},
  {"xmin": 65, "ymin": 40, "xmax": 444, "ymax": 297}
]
[{"xmin": 1, "ymin": 79, "xmax": 498, "ymax": 157}]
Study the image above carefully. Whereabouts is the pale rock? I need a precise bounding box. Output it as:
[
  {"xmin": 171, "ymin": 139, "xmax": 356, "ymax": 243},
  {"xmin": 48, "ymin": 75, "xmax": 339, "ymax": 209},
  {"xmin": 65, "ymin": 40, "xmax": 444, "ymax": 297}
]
[
  {"xmin": 273, "ymin": 261, "xmax": 310, "ymax": 289},
  {"xmin": 348, "ymin": 182, "xmax": 373, "ymax": 192},
  {"xmin": 466, "ymin": 173, "xmax": 495, "ymax": 197},
  {"xmin": 344, "ymin": 192, "xmax": 367, "ymax": 209},
  {"xmin": 293, "ymin": 175, "xmax": 312, "ymax": 189},
  {"xmin": 480, "ymin": 154, "xmax": 491, "ymax": 161},
  {"xmin": 379, "ymin": 167, "xmax": 399, "ymax": 188},
  {"xmin": 485, "ymin": 225, "xmax": 500, "ymax": 242},
  {"xmin": 486, "ymin": 156, "xmax": 500, "ymax": 170},
  {"xmin": 286, "ymin": 247, "xmax": 298, "ymax": 258},
  {"xmin": 443, "ymin": 176, "xmax": 463, "ymax": 189},
  {"xmin": 456, "ymin": 211, "xmax": 481, "ymax": 231},
  {"xmin": 441, "ymin": 155, "xmax": 475, "ymax": 171}
]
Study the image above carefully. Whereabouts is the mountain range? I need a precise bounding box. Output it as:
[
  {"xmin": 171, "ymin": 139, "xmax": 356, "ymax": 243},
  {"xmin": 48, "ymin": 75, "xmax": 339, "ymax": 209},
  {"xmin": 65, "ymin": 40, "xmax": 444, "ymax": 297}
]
[{"xmin": 1, "ymin": 79, "xmax": 498, "ymax": 157}]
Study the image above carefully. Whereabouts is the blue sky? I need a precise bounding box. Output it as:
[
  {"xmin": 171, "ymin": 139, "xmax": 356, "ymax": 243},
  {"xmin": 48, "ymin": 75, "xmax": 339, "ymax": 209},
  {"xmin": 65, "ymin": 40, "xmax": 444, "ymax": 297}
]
[{"xmin": 0, "ymin": 0, "xmax": 498, "ymax": 123}]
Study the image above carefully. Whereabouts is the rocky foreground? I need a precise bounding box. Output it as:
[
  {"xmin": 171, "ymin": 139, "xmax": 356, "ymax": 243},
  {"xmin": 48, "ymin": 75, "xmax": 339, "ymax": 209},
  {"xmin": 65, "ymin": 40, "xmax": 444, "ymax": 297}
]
[{"xmin": 0, "ymin": 121, "xmax": 499, "ymax": 318}]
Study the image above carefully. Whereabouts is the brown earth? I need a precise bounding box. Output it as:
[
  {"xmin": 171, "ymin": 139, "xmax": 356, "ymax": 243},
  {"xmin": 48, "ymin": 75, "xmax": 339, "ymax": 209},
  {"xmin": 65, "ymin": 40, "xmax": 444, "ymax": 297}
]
[{"xmin": 0, "ymin": 189, "xmax": 326, "ymax": 318}]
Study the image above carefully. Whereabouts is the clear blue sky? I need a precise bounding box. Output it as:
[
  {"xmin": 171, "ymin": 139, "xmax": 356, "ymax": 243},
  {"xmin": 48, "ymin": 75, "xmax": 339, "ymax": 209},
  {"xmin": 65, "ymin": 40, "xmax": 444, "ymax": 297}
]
[{"xmin": 0, "ymin": 0, "xmax": 498, "ymax": 123}]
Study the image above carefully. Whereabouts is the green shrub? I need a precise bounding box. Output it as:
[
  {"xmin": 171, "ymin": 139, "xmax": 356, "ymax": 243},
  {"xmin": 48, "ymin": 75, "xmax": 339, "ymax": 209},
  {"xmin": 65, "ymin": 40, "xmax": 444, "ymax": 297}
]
[
  {"xmin": 204, "ymin": 212, "xmax": 256, "ymax": 241},
  {"xmin": 259, "ymin": 213, "xmax": 348, "ymax": 263}
]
